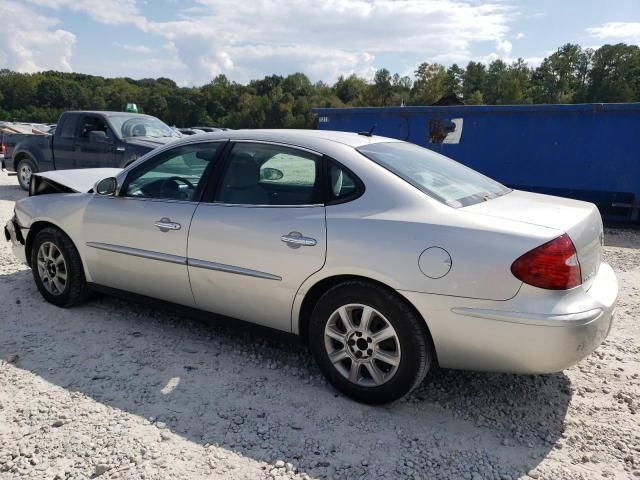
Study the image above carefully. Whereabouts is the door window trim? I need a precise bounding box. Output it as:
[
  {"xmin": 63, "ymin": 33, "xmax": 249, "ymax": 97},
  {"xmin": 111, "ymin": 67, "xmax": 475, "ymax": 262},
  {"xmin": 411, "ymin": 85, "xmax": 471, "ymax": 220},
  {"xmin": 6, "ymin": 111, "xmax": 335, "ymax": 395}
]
[
  {"xmin": 118, "ymin": 140, "xmax": 229, "ymax": 204},
  {"xmin": 201, "ymin": 140, "xmax": 326, "ymax": 208}
]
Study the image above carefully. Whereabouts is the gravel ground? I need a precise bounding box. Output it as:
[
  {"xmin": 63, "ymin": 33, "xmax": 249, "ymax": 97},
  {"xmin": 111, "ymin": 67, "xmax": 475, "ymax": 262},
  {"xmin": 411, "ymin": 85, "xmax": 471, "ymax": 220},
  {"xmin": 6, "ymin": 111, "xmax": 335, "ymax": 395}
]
[{"xmin": 0, "ymin": 172, "xmax": 638, "ymax": 480}]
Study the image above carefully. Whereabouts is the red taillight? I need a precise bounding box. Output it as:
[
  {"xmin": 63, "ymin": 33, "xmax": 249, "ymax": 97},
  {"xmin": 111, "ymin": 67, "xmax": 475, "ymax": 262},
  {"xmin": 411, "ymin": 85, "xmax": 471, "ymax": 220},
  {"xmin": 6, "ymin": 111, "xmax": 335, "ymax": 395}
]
[
  {"xmin": 511, "ymin": 234, "xmax": 582, "ymax": 290},
  {"xmin": 1, "ymin": 144, "xmax": 5, "ymax": 156}
]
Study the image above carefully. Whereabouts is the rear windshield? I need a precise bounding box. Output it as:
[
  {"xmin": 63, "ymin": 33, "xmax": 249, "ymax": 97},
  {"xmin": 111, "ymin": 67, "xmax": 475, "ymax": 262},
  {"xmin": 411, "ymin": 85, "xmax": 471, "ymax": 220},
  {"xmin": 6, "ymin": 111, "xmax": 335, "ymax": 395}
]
[{"xmin": 357, "ymin": 142, "xmax": 511, "ymax": 207}]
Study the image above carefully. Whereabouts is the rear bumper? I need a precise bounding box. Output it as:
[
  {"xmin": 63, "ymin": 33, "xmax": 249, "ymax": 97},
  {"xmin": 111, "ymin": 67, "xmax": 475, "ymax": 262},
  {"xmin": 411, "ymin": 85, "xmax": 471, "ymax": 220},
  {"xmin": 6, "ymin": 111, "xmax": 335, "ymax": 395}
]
[
  {"xmin": 400, "ymin": 262, "xmax": 618, "ymax": 374},
  {"xmin": 1, "ymin": 156, "xmax": 15, "ymax": 173},
  {"xmin": 4, "ymin": 217, "xmax": 27, "ymax": 264}
]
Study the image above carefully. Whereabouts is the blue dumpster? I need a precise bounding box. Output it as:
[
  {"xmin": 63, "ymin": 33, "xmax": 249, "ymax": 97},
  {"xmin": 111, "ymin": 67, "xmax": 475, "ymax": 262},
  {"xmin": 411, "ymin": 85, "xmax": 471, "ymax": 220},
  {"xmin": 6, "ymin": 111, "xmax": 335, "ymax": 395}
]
[{"xmin": 313, "ymin": 103, "xmax": 640, "ymax": 224}]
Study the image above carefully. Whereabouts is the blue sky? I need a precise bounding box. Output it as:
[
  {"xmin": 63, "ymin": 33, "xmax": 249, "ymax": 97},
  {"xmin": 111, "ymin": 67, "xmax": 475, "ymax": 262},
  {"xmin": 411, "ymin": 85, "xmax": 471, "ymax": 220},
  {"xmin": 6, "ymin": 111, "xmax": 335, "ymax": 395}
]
[{"xmin": 1, "ymin": 0, "xmax": 638, "ymax": 86}]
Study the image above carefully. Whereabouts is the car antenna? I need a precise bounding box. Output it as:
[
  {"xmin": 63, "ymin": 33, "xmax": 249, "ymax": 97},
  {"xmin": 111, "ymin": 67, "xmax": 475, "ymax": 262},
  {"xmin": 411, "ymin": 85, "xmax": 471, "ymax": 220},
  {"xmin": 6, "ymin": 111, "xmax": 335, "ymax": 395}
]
[{"xmin": 358, "ymin": 125, "xmax": 376, "ymax": 137}]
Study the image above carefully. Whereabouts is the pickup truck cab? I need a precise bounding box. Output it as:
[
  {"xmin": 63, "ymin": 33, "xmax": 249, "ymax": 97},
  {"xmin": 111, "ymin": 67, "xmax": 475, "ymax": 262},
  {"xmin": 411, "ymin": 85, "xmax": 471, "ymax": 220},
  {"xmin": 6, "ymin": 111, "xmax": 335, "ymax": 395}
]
[{"xmin": 2, "ymin": 111, "xmax": 180, "ymax": 189}]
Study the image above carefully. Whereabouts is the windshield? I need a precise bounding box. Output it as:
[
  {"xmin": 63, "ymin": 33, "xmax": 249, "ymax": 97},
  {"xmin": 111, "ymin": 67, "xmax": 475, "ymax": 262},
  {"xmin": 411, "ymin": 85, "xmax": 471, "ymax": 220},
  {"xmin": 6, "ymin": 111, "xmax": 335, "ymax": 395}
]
[
  {"xmin": 109, "ymin": 115, "xmax": 180, "ymax": 139},
  {"xmin": 357, "ymin": 142, "xmax": 511, "ymax": 208}
]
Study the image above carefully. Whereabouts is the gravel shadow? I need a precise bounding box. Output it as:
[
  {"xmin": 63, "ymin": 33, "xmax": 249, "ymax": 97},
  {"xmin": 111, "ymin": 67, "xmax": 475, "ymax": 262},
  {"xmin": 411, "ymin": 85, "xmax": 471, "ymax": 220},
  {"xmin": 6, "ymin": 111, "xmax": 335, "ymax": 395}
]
[{"xmin": 0, "ymin": 267, "xmax": 571, "ymax": 479}]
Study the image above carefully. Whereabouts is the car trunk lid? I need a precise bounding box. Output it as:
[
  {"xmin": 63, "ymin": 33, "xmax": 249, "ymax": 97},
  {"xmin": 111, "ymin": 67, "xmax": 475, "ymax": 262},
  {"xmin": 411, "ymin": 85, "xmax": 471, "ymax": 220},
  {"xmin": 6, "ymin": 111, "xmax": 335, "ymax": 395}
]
[{"xmin": 463, "ymin": 190, "xmax": 603, "ymax": 290}]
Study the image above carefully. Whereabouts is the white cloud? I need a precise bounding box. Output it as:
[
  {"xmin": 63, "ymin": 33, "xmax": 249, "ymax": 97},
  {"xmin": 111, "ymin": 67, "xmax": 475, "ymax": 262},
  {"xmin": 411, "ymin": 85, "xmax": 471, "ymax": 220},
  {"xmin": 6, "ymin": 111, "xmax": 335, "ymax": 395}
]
[
  {"xmin": 24, "ymin": 0, "xmax": 149, "ymax": 29},
  {"xmin": 496, "ymin": 39, "xmax": 513, "ymax": 57},
  {"xmin": 114, "ymin": 42, "xmax": 153, "ymax": 54},
  {"xmin": 139, "ymin": 0, "xmax": 517, "ymax": 84},
  {"xmin": 6, "ymin": 0, "xmax": 521, "ymax": 84},
  {"xmin": 588, "ymin": 22, "xmax": 640, "ymax": 44},
  {"xmin": 0, "ymin": 1, "xmax": 75, "ymax": 72},
  {"xmin": 515, "ymin": 32, "xmax": 524, "ymax": 40}
]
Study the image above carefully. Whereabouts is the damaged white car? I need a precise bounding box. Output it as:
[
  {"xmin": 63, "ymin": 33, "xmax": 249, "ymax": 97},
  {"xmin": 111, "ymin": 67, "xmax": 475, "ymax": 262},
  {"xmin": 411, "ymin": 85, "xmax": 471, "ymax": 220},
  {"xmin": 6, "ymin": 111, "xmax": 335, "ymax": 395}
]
[{"xmin": 5, "ymin": 130, "xmax": 618, "ymax": 404}]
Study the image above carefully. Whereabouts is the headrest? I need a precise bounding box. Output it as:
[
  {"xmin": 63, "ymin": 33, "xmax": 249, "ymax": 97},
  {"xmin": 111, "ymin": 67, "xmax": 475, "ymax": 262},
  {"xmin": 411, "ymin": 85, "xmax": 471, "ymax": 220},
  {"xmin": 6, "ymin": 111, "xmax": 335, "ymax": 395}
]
[{"xmin": 225, "ymin": 153, "xmax": 262, "ymax": 188}]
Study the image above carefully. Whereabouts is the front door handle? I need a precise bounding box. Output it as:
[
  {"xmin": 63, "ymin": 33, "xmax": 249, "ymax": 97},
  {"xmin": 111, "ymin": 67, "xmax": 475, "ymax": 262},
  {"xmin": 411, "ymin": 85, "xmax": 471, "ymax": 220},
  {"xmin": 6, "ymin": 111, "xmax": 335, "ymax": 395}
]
[
  {"xmin": 281, "ymin": 232, "xmax": 317, "ymax": 247},
  {"xmin": 154, "ymin": 218, "xmax": 181, "ymax": 232}
]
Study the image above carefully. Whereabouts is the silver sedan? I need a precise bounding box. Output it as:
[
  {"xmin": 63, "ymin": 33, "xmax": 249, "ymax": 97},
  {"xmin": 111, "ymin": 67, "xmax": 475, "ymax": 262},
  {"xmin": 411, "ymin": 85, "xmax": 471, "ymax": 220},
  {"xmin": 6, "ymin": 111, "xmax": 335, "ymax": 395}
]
[{"xmin": 4, "ymin": 130, "xmax": 618, "ymax": 404}]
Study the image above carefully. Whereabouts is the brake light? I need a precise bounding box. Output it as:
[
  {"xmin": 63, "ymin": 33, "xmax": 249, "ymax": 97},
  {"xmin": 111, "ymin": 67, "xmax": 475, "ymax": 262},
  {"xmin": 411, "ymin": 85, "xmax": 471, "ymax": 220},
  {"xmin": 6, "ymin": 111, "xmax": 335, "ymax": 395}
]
[
  {"xmin": 511, "ymin": 234, "xmax": 582, "ymax": 290},
  {"xmin": 1, "ymin": 144, "xmax": 5, "ymax": 156}
]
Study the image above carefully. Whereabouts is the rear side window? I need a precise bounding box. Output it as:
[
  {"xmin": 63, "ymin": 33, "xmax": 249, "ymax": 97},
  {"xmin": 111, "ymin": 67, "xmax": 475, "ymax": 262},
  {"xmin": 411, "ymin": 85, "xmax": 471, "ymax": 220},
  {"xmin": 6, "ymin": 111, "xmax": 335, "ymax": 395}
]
[
  {"xmin": 357, "ymin": 142, "xmax": 511, "ymax": 208},
  {"xmin": 327, "ymin": 163, "xmax": 360, "ymax": 203},
  {"xmin": 58, "ymin": 116, "xmax": 77, "ymax": 138}
]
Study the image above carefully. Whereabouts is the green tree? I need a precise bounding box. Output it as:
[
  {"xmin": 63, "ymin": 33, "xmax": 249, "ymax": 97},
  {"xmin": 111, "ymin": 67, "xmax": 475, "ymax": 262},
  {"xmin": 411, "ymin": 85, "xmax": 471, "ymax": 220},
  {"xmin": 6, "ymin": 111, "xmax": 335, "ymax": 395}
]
[
  {"xmin": 333, "ymin": 74, "xmax": 367, "ymax": 104},
  {"xmin": 411, "ymin": 62, "xmax": 446, "ymax": 104},
  {"xmin": 532, "ymin": 43, "xmax": 591, "ymax": 103},
  {"xmin": 443, "ymin": 64, "xmax": 464, "ymax": 98},
  {"xmin": 462, "ymin": 61, "xmax": 487, "ymax": 101},
  {"xmin": 587, "ymin": 43, "xmax": 640, "ymax": 102},
  {"xmin": 367, "ymin": 68, "xmax": 393, "ymax": 106}
]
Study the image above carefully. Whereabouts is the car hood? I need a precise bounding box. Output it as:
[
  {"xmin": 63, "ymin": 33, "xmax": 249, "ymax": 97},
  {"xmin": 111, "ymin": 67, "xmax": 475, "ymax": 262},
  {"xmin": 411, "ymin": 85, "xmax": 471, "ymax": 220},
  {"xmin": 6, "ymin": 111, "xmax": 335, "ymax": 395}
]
[
  {"xmin": 33, "ymin": 168, "xmax": 122, "ymax": 194},
  {"xmin": 125, "ymin": 136, "xmax": 176, "ymax": 149}
]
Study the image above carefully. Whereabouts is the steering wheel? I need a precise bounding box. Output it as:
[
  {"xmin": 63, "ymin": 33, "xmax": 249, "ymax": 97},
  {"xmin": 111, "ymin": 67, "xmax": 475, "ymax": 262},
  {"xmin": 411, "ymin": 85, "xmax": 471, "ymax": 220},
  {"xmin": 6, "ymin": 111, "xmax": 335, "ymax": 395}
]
[
  {"xmin": 159, "ymin": 176, "xmax": 195, "ymax": 199},
  {"xmin": 163, "ymin": 176, "xmax": 195, "ymax": 189}
]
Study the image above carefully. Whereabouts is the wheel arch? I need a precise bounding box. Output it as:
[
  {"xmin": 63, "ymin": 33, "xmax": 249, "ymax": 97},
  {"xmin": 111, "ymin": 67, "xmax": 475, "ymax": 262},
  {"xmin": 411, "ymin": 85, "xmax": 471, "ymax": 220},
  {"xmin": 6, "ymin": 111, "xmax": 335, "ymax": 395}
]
[
  {"xmin": 25, "ymin": 220, "xmax": 67, "ymax": 267},
  {"xmin": 13, "ymin": 149, "xmax": 39, "ymax": 171},
  {"xmin": 295, "ymin": 274, "xmax": 438, "ymax": 365}
]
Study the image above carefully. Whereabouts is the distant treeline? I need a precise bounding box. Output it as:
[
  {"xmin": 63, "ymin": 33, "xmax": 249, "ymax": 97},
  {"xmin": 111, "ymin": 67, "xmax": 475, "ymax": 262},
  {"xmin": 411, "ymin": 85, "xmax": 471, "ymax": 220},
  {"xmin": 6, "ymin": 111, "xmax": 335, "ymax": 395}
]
[{"xmin": 0, "ymin": 43, "xmax": 638, "ymax": 129}]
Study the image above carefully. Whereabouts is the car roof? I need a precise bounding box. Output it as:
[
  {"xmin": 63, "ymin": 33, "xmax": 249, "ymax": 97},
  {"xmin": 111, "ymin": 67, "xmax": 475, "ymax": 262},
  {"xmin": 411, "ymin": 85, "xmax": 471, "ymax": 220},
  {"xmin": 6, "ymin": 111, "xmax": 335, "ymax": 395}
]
[
  {"xmin": 64, "ymin": 111, "xmax": 155, "ymax": 118},
  {"xmin": 171, "ymin": 129, "xmax": 403, "ymax": 149}
]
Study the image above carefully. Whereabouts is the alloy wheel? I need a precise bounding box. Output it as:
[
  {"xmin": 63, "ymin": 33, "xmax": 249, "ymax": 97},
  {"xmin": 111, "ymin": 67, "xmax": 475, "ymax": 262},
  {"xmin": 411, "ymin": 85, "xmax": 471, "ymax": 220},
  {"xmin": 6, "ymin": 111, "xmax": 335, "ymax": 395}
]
[
  {"xmin": 36, "ymin": 241, "xmax": 68, "ymax": 295},
  {"xmin": 324, "ymin": 303, "xmax": 401, "ymax": 387}
]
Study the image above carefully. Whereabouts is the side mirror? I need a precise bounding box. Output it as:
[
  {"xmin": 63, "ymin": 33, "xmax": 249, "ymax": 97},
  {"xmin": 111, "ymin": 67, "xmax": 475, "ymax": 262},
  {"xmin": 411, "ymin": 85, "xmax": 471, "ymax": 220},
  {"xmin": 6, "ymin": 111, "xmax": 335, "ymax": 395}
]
[
  {"xmin": 261, "ymin": 167, "xmax": 284, "ymax": 181},
  {"xmin": 95, "ymin": 177, "xmax": 118, "ymax": 196},
  {"xmin": 89, "ymin": 130, "xmax": 108, "ymax": 143}
]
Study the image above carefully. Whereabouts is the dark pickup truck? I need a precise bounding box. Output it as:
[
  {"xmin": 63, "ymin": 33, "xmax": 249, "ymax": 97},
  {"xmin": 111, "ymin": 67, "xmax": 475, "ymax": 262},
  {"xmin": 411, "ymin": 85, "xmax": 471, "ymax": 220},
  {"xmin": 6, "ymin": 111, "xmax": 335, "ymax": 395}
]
[{"xmin": 1, "ymin": 111, "xmax": 180, "ymax": 189}]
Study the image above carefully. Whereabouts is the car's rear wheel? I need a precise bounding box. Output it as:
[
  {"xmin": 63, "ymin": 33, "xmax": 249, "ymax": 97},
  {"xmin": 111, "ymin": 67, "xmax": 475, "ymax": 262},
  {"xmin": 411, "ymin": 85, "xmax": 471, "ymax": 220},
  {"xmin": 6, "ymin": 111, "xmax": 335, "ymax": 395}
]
[
  {"xmin": 31, "ymin": 227, "xmax": 88, "ymax": 307},
  {"xmin": 17, "ymin": 157, "xmax": 37, "ymax": 190},
  {"xmin": 308, "ymin": 280, "xmax": 432, "ymax": 404}
]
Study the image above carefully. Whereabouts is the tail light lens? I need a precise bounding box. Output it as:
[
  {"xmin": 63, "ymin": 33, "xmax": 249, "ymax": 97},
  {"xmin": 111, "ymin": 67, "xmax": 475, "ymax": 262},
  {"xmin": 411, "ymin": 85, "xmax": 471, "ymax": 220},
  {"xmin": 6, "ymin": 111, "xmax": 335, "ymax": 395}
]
[
  {"xmin": 1, "ymin": 144, "xmax": 5, "ymax": 156},
  {"xmin": 511, "ymin": 234, "xmax": 582, "ymax": 290}
]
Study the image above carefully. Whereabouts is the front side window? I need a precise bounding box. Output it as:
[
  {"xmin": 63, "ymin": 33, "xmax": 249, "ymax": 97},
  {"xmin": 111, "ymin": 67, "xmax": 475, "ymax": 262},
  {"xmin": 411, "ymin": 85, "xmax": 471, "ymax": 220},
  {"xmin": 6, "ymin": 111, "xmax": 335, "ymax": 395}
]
[
  {"xmin": 124, "ymin": 142, "xmax": 222, "ymax": 201},
  {"xmin": 79, "ymin": 116, "xmax": 108, "ymax": 138},
  {"xmin": 357, "ymin": 142, "xmax": 511, "ymax": 208},
  {"xmin": 215, "ymin": 143, "xmax": 321, "ymax": 205}
]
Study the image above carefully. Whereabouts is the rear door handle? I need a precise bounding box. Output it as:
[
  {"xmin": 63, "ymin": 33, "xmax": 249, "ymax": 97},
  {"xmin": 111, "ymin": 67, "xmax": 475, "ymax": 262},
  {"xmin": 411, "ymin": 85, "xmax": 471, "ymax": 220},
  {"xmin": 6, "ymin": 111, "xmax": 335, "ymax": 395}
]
[
  {"xmin": 154, "ymin": 218, "xmax": 181, "ymax": 232},
  {"xmin": 281, "ymin": 232, "xmax": 317, "ymax": 247}
]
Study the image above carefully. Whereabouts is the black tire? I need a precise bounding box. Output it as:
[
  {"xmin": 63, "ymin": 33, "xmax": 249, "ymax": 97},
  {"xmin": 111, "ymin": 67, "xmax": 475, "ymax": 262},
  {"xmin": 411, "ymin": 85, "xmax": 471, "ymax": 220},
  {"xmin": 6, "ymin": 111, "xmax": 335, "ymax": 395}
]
[
  {"xmin": 308, "ymin": 280, "xmax": 432, "ymax": 404},
  {"xmin": 16, "ymin": 156, "xmax": 37, "ymax": 191},
  {"xmin": 30, "ymin": 227, "xmax": 88, "ymax": 307}
]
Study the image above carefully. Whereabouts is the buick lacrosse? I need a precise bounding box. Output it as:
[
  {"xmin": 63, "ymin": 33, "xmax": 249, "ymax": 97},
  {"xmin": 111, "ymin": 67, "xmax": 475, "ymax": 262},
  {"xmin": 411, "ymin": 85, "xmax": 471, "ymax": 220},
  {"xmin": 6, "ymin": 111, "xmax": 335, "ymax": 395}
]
[{"xmin": 5, "ymin": 130, "xmax": 618, "ymax": 404}]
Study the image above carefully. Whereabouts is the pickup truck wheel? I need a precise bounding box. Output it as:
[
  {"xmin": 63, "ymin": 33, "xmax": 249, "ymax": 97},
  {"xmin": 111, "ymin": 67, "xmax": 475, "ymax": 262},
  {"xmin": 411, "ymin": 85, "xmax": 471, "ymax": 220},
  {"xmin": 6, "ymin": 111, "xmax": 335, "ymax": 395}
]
[
  {"xmin": 31, "ymin": 227, "xmax": 88, "ymax": 307},
  {"xmin": 16, "ymin": 157, "xmax": 37, "ymax": 190}
]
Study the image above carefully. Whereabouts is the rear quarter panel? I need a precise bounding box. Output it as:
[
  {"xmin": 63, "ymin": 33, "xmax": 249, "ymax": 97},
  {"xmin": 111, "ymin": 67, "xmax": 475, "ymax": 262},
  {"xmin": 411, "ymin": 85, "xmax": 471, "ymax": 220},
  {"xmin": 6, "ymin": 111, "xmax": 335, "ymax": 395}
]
[
  {"xmin": 12, "ymin": 135, "xmax": 54, "ymax": 172},
  {"xmin": 292, "ymin": 145, "xmax": 564, "ymax": 333}
]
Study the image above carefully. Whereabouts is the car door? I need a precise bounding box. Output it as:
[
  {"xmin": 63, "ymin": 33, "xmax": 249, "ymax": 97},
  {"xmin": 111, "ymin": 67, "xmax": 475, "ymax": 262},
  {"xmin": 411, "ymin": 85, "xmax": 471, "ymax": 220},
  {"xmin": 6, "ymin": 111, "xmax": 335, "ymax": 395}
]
[
  {"xmin": 82, "ymin": 141, "xmax": 226, "ymax": 306},
  {"xmin": 51, "ymin": 114, "xmax": 79, "ymax": 170},
  {"xmin": 73, "ymin": 115, "xmax": 116, "ymax": 168},
  {"xmin": 187, "ymin": 141, "xmax": 327, "ymax": 332}
]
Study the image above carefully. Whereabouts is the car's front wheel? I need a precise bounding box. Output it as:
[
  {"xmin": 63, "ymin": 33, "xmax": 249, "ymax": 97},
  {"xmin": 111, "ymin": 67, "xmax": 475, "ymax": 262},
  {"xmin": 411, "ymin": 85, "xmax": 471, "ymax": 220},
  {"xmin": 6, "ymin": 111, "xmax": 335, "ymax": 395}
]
[
  {"xmin": 31, "ymin": 227, "xmax": 88, "ymax": 307},
  {"xmin": 309, "ymin": 280, "xmax": 432, "ymax": 404}
]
